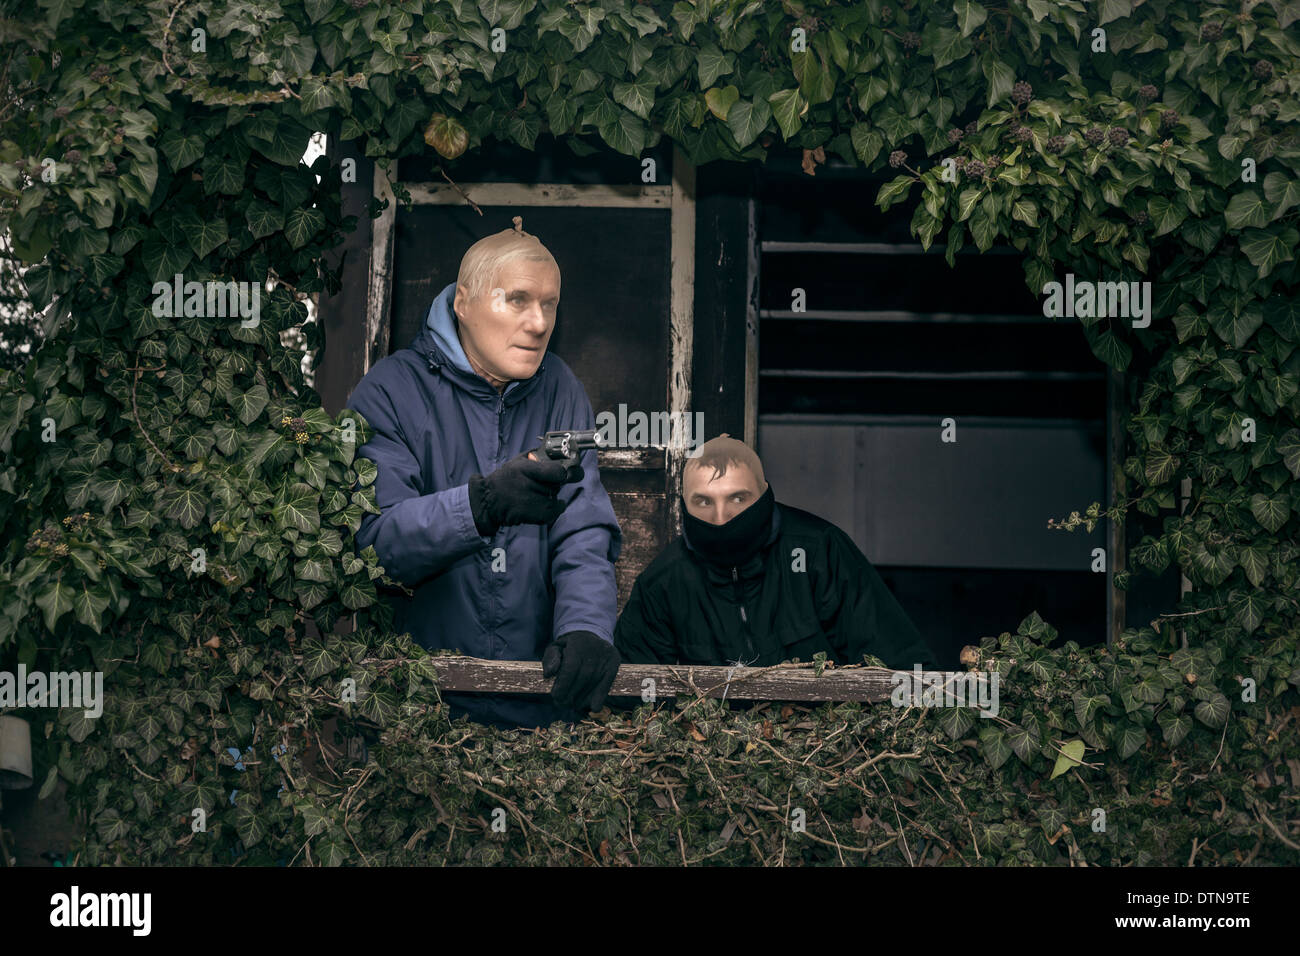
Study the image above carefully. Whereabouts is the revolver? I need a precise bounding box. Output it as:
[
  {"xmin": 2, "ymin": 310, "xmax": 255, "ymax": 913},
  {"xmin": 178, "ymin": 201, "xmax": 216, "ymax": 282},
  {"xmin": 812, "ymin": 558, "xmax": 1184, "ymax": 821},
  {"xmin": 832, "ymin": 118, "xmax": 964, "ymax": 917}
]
[{"xmin": 537, "ymin": 428, "xmax": 605, "ymax": 466}]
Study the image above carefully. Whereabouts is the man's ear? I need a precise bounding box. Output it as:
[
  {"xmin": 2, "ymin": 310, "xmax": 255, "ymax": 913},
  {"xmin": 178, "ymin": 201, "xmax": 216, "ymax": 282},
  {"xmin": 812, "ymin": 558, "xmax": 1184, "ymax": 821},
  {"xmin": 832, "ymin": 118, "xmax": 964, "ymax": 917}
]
[{"xmin": 452, "ymin": 284, "xmax": 468, "ymax": 323}]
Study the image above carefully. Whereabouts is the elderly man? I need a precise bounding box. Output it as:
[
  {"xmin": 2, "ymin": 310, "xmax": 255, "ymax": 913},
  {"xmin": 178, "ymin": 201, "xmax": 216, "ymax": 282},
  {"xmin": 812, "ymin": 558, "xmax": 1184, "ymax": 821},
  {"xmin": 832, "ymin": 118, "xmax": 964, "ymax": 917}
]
[
  {"xmin": 614, "ymin": 435, "xmax": 936, "ymax": 670},
  {"xmin": 346, "ymin": 217, "xmax": 622, "ymax": 728}
]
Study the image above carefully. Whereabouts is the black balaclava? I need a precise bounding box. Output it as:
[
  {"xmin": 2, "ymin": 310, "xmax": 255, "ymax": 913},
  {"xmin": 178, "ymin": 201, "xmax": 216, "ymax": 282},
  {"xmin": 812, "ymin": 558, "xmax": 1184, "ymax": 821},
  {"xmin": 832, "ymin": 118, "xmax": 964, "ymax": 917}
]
[{"xmin": 681, "ymin": 483, "xmax": 776, "ymax": 566}]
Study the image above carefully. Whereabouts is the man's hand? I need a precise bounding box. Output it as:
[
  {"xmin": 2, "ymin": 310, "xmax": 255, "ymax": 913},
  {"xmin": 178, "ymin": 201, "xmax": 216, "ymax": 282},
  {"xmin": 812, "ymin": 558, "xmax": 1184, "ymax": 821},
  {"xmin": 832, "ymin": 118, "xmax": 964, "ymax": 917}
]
[
  {"xmin": 541, "ymin": 631, "xmax": 620, "ymax": 712},
  {"xmin": 468, "ymin": 448, "xmax": 583, "ymax": 536}
]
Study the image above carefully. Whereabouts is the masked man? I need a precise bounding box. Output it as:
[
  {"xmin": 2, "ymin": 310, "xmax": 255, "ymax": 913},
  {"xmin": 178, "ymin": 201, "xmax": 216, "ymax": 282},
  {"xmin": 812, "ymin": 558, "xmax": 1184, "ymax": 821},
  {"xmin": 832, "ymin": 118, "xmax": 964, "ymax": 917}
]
[
  {"xmin": 614, "ymin": 435, "xmax": 936, "ymax": 670},
  {"xmin": 347, "ymin": 218, "xmax": 622, "ymax": 728}
]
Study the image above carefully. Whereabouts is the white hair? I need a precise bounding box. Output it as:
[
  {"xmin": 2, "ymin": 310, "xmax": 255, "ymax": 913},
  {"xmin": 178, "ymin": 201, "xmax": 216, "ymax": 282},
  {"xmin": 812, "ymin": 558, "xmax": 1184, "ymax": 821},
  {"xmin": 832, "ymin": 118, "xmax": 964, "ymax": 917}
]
[{"xmin": 456, "ymin": 222, "xmax": 560, "ymax": 303}]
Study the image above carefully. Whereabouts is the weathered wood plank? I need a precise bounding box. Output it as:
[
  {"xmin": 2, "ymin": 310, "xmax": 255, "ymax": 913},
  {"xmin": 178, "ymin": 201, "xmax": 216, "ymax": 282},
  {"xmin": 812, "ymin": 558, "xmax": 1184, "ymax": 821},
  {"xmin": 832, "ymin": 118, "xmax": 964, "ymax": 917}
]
[{"xmin": 429, "ymin": 656, "xmax": 906, "ymax": 703}]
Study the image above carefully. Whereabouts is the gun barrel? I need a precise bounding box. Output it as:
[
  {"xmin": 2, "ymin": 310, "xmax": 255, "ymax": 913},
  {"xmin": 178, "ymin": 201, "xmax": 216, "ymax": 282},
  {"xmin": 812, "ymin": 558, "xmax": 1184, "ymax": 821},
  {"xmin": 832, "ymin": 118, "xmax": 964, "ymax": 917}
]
[{"xmin": 540, "ymin": 429, "xmax": 605, "ymax": 461}]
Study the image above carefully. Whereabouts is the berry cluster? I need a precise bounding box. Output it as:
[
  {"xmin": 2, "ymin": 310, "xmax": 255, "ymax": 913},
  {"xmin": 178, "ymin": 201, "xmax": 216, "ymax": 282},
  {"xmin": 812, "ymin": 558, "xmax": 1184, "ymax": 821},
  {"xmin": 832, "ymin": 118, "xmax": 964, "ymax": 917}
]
[
  {"xmin": 26, "ymin": 525, "xmax": 68, "ymax": 556},
  {"xmin": 282, "ymin": 415, "xmax": 311, "ymax": 444},
  {"xmin": 902, "ymin": 32, "xmax": 920, "ymax": 50},
  {"xmin": 965, "ymin": 159, "xmax": 987, "ymax": 178},
  {"xmin": 1253, "ymin": 60, "xmax": 1273, "ymax": 80},
  {"xmin": 1159, "ymin": 109, "xmax": 1179, "ymax": 130},
  {"xmin": 62, "ymin": 512, "xmax": 93, "ymax": 532},
  {"xmin": 1085, "ymin": 127, "xmax": 1105, "ymax": 145},
  {"xmin": 1108, "ymin": 127, "xmax": 1129, "ymax": 146},
  {"xmin": 1137, "ymin": 84, "xmax": 1159, "ymax": 102},
  {"xmin": 1201, "ymin": 22, "xmax": 1223, "ymax": 41},
  {"xmin": 889, "ymin": 149, "xmax": 907, "ymax": 168},
  {"xmin": 947, "ymin": 127, "xmax": 964, "ymax": 143},
  {"xmin": 1045, "ymin": 135, "xmax": 1067, "ymax": 154},
  {"xmin": 1010, "ymin": 81, "xmax": 1033, "ymax": 105}
]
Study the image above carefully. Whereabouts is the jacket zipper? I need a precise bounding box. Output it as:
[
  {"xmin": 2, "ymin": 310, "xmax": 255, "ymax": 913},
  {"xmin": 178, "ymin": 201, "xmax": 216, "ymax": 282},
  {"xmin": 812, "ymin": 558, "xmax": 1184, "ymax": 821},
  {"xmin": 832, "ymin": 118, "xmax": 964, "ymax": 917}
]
[{"xmin": 732, "ymin": 566, "xmax": 756, "ymax": 660}]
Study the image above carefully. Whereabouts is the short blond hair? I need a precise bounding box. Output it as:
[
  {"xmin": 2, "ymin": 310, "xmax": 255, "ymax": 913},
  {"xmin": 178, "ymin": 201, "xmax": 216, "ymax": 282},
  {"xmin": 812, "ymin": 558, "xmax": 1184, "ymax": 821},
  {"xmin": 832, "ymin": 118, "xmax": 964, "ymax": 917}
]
[{"xmin": 456, "ymin": 215, "xmax": 560, "ymax": 302}]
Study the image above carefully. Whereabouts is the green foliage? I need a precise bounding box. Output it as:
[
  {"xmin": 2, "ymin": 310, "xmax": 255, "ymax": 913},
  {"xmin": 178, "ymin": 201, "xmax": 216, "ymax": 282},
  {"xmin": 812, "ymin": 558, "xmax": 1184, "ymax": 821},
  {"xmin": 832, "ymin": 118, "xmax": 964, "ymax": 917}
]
[{"xmin": 0, "ymin": 0, "xmax": 1297, "ymax": 865}]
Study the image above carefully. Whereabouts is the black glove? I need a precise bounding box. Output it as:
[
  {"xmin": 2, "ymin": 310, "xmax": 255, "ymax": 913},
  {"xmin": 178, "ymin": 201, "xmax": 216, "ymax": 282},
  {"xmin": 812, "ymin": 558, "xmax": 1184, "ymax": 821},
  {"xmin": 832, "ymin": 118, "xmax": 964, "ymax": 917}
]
[
  {"xmin": 467, "ymin": 448, "xmax": 583, "ymax": 536},
  {"xmin": 541, "ymin": 631, "xmax": 621, "ymax": 712}
]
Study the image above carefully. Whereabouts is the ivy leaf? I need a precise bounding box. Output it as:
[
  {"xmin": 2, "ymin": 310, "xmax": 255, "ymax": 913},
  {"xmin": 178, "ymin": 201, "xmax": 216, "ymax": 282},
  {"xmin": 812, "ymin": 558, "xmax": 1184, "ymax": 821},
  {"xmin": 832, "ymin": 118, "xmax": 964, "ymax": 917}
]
[
  {"xmin": 1156, "ymin": 710, "xmax": 1193, "ymax": 747},
  {"xmin": 35, "ymin": 579, "xmax": 75, "ymax": 632},
  {"xmin": 246, "ymin": 202, "xmax": 285, "ymax": 240},
  {"xmin": 696, "ymin": 45, "xmax": 734, "ymax": 88},
  {"xmin": 158, "ymin": 130, "xmax": 206, "ymax": 171},
  {"xmin": 1250, "ymin": 493, "xmax": 1289, "ymax": 532},
  {"xmin": 726, "ymin": 98, "xmax": 771, "ymax": 150},
  {"xmin": 202, "ymin": 152, "xmax": 246, "ymax": 196},
  {"xmin": 981, "ymin": 55, "xmax": 1015, "ymax": 108},
  {"xmin": 1097, "ymin": 0, "xmax": 1135, "ymax": 24},
  {"xmin": 876, "ymin": 175, "xmax": 914, "ymax": 211},
  {"xmin": 1073, "ymin": 693, "xmax": 1108, "ymax": 729},
  {"xmin": 1262, "ymin": 172, "xmax": 1300, "ymax": 220},
  {"xmin": 301, "ymin": 638, "xmax": 339, "ymax": 679},
  {"xmin": 165, "ymin": 488, "xmax": 207, "ymax": 529},
  {"xmin": 1239, "ymin": 228, "xmax": 1297, "ymax": 279},
  {"xmin": 278, "ymin": 482, "xmax": 321, "ymax": 534},
  {"xmin": 978, "ymin": 724, "xmax": 1013, "ymax": 769},
  {"xmin": 1224, "ymin": 191, "xmax": 1269, "ymax": 230},
  {"xmin": 141, "ymin": 240, "xmax": 193, "ymax": 283},
  {"xmin": 180, "ymin": 215, "xmax": 230, "ymax": 259},
  {"xmin": 73, "ymin": 581, "xmax": 110, "ymax": 633},
  {"xmin": 849, "ymin": 124, "xmax": 883, "ymax": 166},
  {"xmin": 1239, "ymin": 543, "xmax": 1269, "ymax": 586},
  {"xmin": 340, "ymin": 577, "xmax": 376, "ymax": 610},
  {"xmin": 230, "ymin": 384, "xmax": 270, "ymax": 425},
  {"xmin": 1211, "ymin": 302, "xmax": 1264, "ymax": 348},
  {"xmin": 284, "ymin": 207, "xmax": 325, "ymax": 250},
  {"xmin": 1049, "ymin": 739, "xmax": 1086, "ymax": 779},
  {"xmin": 1011, "ymin": 198, "xmax": 1038, "ymax": 227},
  {"xmin": 1114, "ymin": 724, "xmax": 1146, "ymax": 759},
  {"xmin": 1276, "ymin": 429, "xmax": 1300, "ymax": 479},
  {"xmin": 1193, "ymin": 693, "xmax": 1230, "ymax": 729},
  {"xmin": 1232, "ymin": 591, "xmax": 1266, "ymax": 634},
  {"xmin": 600, "ymin": 108, "xmax": 646, "ymax": 156},
  {"xmin": 925, "ymin": 27, "xmax": 972, "ymax": 69},
  {"xmin": 612, "ymin": 79, "xmax": 655, "ymax": 121},
  {"xmin": 1006, "ymin": 721, "xmax": 1041, "ymax": 762},
  {"xmin": 704, "ymin": 85, "xmax": 739, "ymax": 121},
  {"xmin": 938, "ymin": 705, "xmax": 975, "ymax": 739},
  {"xmin": 954, "ymin": 0, "xmax": 988, "ymax": 36}
]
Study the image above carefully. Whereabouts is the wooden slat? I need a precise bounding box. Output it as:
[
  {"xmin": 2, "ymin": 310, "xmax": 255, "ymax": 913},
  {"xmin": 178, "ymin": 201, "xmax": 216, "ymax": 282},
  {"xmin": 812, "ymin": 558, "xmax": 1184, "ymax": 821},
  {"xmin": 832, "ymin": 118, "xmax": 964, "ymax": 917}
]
[
  {"xmin": 430, "ymin": 656, "xmax": 912, "ymax": 703},
  {"xmin": 667, "ymin": 144, "xmax": 696, "ymax": 532},
  {"xmin": 403, "ymin": 182, "xmax": 673, "ymax": 208},
  {"xmin": 365, "ymin": 164, "xmax": 396, "ymax": 372},
  {"xmin": 598, "ymin": 447, "xmax": 666, "ymax": 470}
]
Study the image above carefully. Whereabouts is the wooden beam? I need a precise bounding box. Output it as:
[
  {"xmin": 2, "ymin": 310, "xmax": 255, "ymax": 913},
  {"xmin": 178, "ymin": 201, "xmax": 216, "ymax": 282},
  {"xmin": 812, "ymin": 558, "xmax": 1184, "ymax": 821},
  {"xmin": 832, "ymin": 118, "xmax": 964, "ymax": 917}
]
[
  {"xmin": 365, "ymin": 162, "xmax": 396, "ymax": 373},
  {"xmin": 429, "ymin": 657, "xmax": 912, "ymax": 703},
  {"xmin": 403, "ymin": 182, "xmax": 672, "ymax": 208},
  {"xmin": 666, "ymin": 144, "xmax": 696, "ymax": 534}
]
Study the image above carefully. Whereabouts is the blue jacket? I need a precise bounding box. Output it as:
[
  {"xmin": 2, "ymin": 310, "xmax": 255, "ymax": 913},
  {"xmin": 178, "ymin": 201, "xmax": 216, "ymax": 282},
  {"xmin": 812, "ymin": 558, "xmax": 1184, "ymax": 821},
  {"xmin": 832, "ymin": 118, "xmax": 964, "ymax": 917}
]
[{"xmin": 346, "ymin": 282, "xmax": 622, "ymax": 727}]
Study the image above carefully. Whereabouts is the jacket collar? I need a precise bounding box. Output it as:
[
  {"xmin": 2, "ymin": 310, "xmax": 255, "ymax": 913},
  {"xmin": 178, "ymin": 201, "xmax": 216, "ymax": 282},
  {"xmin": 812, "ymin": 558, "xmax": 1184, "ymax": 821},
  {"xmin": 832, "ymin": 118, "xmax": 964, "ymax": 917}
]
[
  {"xmin": 415, "ymin": 282, "xmax": 544, "ymax": 407},
  {"xmin": 684, "ymin": 504, "xmax": 784, "ymax": 583}
]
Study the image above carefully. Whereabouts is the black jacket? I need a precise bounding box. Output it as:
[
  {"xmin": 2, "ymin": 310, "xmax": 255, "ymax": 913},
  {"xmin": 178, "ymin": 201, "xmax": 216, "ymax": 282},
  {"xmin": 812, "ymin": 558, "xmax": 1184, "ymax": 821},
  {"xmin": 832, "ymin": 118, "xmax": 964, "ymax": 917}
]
[{"xmin": 613, "ymin": 503, "xmax": 937, "ymax": 670}]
